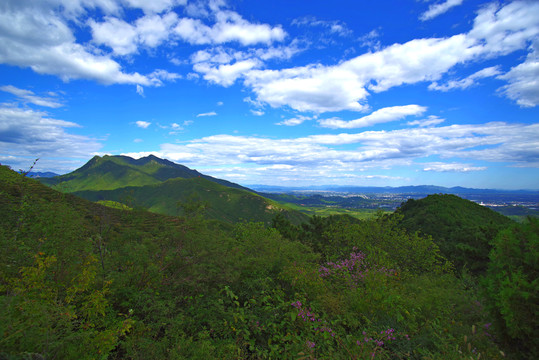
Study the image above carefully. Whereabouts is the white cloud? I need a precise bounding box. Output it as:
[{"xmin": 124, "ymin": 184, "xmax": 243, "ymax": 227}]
[
  {"xmin": 88, "ymin": 17, "xmax": 138, "ymax": 56},
  {"xmin": 498, "ymin": 43, "xmax": 539, "ymax": 107},
  {"xmin": 318, "ymin": 105, "xmax": 427, "ymax": 129},
  {"xmin": 407, "ymin": 115, "xmax": 445, "ymax": 127},
  {"xmin": 148, "ymin": 69, "xmax": 182, "ymax": 83},
  {"xmin": 241, "ymin": 1, "xmax": 539, "ymax": 113},
  {"xmin": 243, "ymin": 34, "xmax": 478, "ymax": 112},
  {"xmin": 136, "ymin": 84, "xmax": 145, "ymax": 97},
  {"xmin": 189, "ymin": 44, "xmax": 302, "ymax": 87},
  {"xmin": 196, "ymin": 111, "xmax": 217, "ymax": 117},
  {"xmin": 126, "ymin": 122, "xmax": 539, "ymax": 172},
  {"xmin": 468, "ymin": 1, "xmax": 539, "ymax": 57},
  {"xmin": 134, "ymin": 138, "xmax": 143, "ymax": 143},
  {"xmin": 245, "ymin": 63, "xmax": 371, "ymax": 112},
  {"xmin": 429, "ymin": 65, "xmax": 502, "ymax": 91},
  {"xmin": 0, "ymin": 105, "xmax": 101, "ymax": 159},
  {"xmin": 89, "ymin": 12, "xmax": 179, "ymax": 56},
  {"xmin": 420, "ymin": 0, "xmax": 464, "ymax": 21},
  {"xmin": 0, "ymin": 85, "xmax": 63, "ymax": 108},
  {"xmin": 292, "ymin": 16, "xmax": 352, "ymax": 37},
  {"xmin": 423, "ymin": 162, "xmax": 487, "ymax": 172},
  {"xmin": 174, "ymin": 10, "xmax": 286, "ymax": 46},
  {"xmin": 358, "ymin": 29, "xmax": 381, "ymax": 51},
  {"xmin": 276, "ymin": 115, "xmax": 315, "ymax": 126},
  {"xmin": 251, "ymin": 110, "xmax": 265, "ymax": 116},
  {"xmin": 136, "ymin": 120, "xmax": 151, "ymax": 128},
  {"xmin": 194, "ymin": 59, "xmax": 260, "ymax": 86},
  {"xmin": 123, "ymin": 0, "xmax": 186, "ymax": 14},
  {"xmin": 0, "ymin": 5, "xmax": 178, "ymax": 86},
  {"xmin": 117, "ymin": 121, "xmax": 538, "ymax": 186}
]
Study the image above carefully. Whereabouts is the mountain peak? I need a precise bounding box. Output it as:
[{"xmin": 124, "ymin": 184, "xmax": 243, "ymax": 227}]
[{"xmin": 40, "ymin": 154, "xmax": 251, "ymax": 193}]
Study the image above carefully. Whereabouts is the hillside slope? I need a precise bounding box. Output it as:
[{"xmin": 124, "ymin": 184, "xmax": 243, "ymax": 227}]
[
  {"xmin": 395, "ymin": 194, "xmax": 513, "ymax": 273},
  {"xmin": 74, "ymin": 176, "xmax": 308, "ymax": 224}
]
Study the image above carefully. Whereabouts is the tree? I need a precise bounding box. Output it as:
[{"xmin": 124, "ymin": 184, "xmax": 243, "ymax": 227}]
[{"xmin": 484, "ymin": 217, "xmax": 538, "ymax": 358}]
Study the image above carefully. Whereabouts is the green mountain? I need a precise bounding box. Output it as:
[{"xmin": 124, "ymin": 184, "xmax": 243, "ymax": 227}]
[
  {"xmin": 39, "ymin": 155, "xmax": 307, "ymax": 224},
  {"xmin": 40, "ymin": 154, "xmax": 250, "ymax": 192},
  {"xmin": 395, "ymin": 194, "xmax": 514, "ymax": 274}
]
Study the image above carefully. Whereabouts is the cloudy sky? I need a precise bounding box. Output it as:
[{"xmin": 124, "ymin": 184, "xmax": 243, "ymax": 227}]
[{"xmin": 0, "ymin": 0, "xmax": 538, "ymax": 189}]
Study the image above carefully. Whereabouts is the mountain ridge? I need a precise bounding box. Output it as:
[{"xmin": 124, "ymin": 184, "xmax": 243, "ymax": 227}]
[
  {"xmin": 40, "ymin": 154, "xmax": 251, "ymax": 192},
  {"xmin": 38, "ymin": 154, "xmax": 307, "ymax": 224}
]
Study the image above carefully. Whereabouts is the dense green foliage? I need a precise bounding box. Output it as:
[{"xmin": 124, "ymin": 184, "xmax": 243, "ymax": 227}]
[
  {"xmin": 396, "ymin": 194, "xmax": 513, "ymax": 274},
  {"xmin": 73, "ymin": 176, "xmax": 307, "ymax": 225},
  {"xmin": 1, "ymin": 166, "xmax": 534, "ymax": 359},
  {"xmin": 484, "ymin": 218, "xmax": 539, "ymax": 358}
]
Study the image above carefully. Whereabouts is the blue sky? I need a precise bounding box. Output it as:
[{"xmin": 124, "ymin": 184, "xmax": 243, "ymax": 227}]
[{"xmin": 0, "ymin": 0, "xmax": 538, "ymax": 189}]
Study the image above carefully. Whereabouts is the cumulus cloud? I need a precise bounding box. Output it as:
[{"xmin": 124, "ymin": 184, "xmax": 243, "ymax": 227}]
[
  {"xmin": 243, "ymin": 34, "xmax": 479, "ymax": 112},
  {"xmin": 318, "ymin": 105, "xmax": 427, "ymax": 129},
  {"xmin": 245, "ymin": 63, "xmax": 371, "ymax": 112},
  {"xmin": 135, "ymin": 120, "xmax": 151, "ymax": 128},
  {"xmin": 0, "ymin": 4, "xmax": 165, "ymax": 86},
  {"xmin": 89, "ymin": 12, "xmax": 179, "ymax": 56},
  {"xmin": 241, "ymin": 1, "xmax": 539, "ymax": 112},
  {"xmin": 420, "ymin": 0, "xmax": 464, "ymax": 21},
  {"xmin": 0, "ymin": 85, "xmax": 63, "ymax": 108},
  {"xmin": 0, "ymin": 0, "xmax": 280, "ymax": 87},
  {"xmin": 174, "ymin": 10, "xmax": 286, "ymax": 46},
  {"xmin": 194, "ymin": 59, "xmax": 260, "ymax": 86},
  {"xmin": 189, "ymin": 45, "xmax": 301, "ymax": 87}
]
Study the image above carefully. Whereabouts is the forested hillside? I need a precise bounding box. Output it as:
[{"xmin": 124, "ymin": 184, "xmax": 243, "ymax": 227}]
[
  {"xmin": 396, "ymin": 194, "xmax": 514, "ymax": 274},
  {"xmin": 38, "ymin": 155, "xmax": 307, "ymax": 225},
  {"xmin": 1, "ymin": 165, "xmax": 537, "ymax": 359}
]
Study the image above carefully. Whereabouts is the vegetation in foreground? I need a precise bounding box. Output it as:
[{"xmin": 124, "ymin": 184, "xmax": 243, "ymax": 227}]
[{"xmin": 1, "ymin": 165, "xmax": 537, "ymax": 359}]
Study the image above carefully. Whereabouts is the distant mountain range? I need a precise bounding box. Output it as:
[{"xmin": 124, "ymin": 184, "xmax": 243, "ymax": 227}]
[
  {"xmin": 250, "ymin": 184, "xmax": 539, "ymax": 195},
  {"xmin": 26, "ymin": 171, "xmax": 59, "ymax": 178},
  {"xmin": 38, "ymin": 155, "xmax": 307, "ymax": 224}
]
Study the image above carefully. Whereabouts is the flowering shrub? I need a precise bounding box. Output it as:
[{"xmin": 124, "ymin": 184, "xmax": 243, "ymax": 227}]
[{"xmin": 319, "ymin": 249, "xmax": 395, "ymax": 288}]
